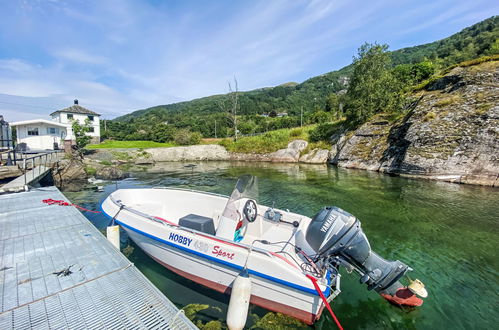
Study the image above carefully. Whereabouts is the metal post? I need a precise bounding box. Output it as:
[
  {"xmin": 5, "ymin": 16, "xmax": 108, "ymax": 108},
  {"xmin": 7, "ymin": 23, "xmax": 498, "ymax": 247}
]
[{"xmin": 23, "ymin": 158, "xmax": 27, "ymax": 185}]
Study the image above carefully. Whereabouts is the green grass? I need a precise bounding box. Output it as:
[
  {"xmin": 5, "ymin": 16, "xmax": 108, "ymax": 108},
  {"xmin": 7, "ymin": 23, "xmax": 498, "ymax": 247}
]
[
  {"xmin": 87, "ymin": 140, "xmax": 176, "ymax": 149},
  {"xmin": 218, "ymin": 125, "xmax": 316, "ymax": 154},
  {"xmin": 413, "ymin": 55, "xmax": 499, "ymax": 91},
  {"xmin": 300, "ymin": 141, "xmax": 331, "ymax": 156},
  {"xmin": 84, "ymin": 166, "xmax": 97, "ymax": 176}
]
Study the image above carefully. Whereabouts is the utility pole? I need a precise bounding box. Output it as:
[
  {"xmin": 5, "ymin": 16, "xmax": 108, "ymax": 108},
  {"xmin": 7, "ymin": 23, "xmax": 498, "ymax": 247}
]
[
  {"xmin": 214, "ymin": 120, "xmax": 217, "ymax": 139},
  {"xmin": 228, "ymin": 77, "xmax": 239, "ymax": 141},
  {"xmin": 300, "ymin": 106, "xmax": 303, "ymax": 127}
]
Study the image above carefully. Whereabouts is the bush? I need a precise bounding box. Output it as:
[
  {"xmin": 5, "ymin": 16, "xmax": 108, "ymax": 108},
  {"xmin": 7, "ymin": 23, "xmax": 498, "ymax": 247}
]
[
  {"xmin": 174, "ymin": 129, "xmax": 202, "ymax": 145},
  {"xmin": 290, "ymin": 128, "xmax": 303, "ymax": 137},
  {"xmin": 309, "ymin": 122, "xmax": 341, "ymax": 142}
]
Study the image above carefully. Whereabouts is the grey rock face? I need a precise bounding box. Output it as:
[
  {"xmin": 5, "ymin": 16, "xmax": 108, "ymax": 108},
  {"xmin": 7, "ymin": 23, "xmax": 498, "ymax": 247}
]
[
  {"xmin": 146, "ymin": 145, "xmax": 229, "ymax": 162},
  {"xmin": 299, "ymin": 149, "xmax": 330, "ymax": 164},
  {"xmin": 328, "ymin": 61, "xmax": 499, "ymax": 186},
  {"xmin": 269, "ymin": 140, "xmax": 308, "ymax": 162},
  {"xmin": 52, "ymin": 159, "xmax": 87, "ymax": 186}
]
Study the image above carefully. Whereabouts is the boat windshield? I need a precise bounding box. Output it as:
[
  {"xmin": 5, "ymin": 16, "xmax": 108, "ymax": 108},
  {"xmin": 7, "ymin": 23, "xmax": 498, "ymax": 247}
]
[{"xmin": 221, "ymin": 175, "xmax": 258, "ymax": 223}]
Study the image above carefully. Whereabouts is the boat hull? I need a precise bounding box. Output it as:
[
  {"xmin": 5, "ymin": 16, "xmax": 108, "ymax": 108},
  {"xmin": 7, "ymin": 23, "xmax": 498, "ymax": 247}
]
[
  {"xmin": 123, "ymin": 227, "xmax": 324, "ymax": 325},
  {"xmin": 101, "ymin": 188, "xmax": 329, "ymax": 324}
]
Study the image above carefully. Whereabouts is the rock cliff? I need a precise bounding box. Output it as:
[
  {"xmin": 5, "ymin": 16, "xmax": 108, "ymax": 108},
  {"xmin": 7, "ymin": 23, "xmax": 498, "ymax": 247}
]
[{"xmin": 330, "ymin": 60, "xmax": 499, "ymax": 186}]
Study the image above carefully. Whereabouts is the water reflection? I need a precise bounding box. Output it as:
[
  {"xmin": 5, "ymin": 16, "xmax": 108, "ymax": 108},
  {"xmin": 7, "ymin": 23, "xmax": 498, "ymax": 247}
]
[{"xmin": 64, "ymin": 161, "xmax": 499, "ymax": 329}]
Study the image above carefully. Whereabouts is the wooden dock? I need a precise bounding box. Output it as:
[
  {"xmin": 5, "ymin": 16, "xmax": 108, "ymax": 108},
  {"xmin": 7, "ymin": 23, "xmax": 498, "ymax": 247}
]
[{"xmin": 0, "ymin": 186, "xmax": 197, "ymax": 329}]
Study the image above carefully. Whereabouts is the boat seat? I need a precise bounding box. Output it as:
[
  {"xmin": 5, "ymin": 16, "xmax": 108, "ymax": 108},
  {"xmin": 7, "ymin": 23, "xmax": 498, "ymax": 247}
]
[{"xmin": 179, "ymin": 214, "xmax": 216, "ymax": 235}]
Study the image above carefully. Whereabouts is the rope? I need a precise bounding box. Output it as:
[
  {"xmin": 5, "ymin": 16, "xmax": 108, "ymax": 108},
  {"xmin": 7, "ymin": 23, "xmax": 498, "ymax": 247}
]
[
  {"xmin": 42, "ymin": 198, "xmax": 101, "ymax": 213},
  {"xmin": 109, "ymin": 204, "xmax": 125, "ymax": 226},
  {"xmin": 306, "ymin": 274, "xmax": 344, "ymax": 330}
]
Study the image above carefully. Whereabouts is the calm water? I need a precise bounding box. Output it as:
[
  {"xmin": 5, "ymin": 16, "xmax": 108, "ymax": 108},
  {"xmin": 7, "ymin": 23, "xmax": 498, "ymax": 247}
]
[{"xmin": 64, "ymin": 162, "xmax": 499, "ymax": 329}]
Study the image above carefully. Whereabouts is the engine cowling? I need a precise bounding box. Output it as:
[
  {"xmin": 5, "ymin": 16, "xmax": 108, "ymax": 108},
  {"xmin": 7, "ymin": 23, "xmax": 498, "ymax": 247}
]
[{"xmin": 305, "ymin": 206, "xmax": 423, "ymax": 305}]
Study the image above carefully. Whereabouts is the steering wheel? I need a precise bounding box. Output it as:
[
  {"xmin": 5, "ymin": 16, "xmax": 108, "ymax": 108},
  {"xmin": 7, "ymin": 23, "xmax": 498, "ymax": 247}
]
[{"xmin": 243, "ymin": 200, "xmax": 258, "ymax": 223}]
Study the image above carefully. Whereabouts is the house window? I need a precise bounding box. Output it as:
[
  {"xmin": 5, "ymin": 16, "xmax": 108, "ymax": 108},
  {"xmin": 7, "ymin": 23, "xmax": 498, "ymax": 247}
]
[
  {"xmin": 47, "ymin": 127, "xmax": 59, "ymax": 135},
  {"xmin": 87, "ymin": 115, "xmax": 94, "ymax": 121},
  {"xmin": 67, "ymin": 114, "xmax": 73, "ymax": 120},
  {"xmin": 28, "ymin": 127, "xmax": 39, "ymax": 136},
  {"xmin": 88, "ymin": 127, "xmax": 95, "ymax": 133}
]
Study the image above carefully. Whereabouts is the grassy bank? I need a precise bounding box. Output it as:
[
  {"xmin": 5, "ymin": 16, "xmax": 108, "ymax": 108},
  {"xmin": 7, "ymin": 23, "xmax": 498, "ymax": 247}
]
[
  {"xmin": 87, "ymin": 140, "xmax": 176, "ymax": 149},
  {"xmin": 219, "ymin": 125, "xmax": 317, "ymax": 153},
  {"xmin": 88, "ymin": 124, "xmax": 334, "ymax": 154}
]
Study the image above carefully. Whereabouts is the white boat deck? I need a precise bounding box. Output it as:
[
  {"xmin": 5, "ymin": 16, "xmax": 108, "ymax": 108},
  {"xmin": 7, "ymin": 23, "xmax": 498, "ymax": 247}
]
[{"xmin": 0, "ymin": 186, "xmax": 197, "ymax": 329}]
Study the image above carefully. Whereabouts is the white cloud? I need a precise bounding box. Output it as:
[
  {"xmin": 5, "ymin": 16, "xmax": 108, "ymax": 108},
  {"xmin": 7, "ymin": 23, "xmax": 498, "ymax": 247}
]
[
  {"xmin": 0, "ymin": 79, "xmax": 63, "ymax": 97},
  {"xmin": 53, "ymin": 49, "xmax": 108, "ymax": 65},
  {"xmin": 0, "ymin": 59, "xmax": 34, "ymax": 72},
  {"xmin": 0, "ymin": 0, "xmax": 497, "ymax": 122}
]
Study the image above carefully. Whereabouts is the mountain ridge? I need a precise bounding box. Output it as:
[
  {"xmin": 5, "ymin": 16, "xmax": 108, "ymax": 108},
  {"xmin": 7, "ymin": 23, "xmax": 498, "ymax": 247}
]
[{"xmin": 114, "ymin": 16, "xmax": 498, "ymax": 124}]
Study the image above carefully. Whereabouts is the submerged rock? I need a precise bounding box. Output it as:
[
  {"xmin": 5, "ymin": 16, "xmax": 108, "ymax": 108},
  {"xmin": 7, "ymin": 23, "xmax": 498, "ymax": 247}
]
[{"xmin": 95, "ymin": 166, "xmax": 128, "ymax": 180}]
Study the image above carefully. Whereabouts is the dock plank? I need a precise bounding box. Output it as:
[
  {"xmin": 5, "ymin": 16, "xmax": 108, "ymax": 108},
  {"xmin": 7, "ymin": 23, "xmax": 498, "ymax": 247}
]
[{"xmin": 0, "ymin": 187, "xmax": 197, "ymax": 329}]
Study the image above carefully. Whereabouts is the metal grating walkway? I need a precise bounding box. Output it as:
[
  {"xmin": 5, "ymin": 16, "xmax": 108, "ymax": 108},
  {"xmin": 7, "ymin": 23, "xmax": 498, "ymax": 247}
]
[{"xmin": 0, "ymin": 187, "xmax": 197, "ymax": 329}]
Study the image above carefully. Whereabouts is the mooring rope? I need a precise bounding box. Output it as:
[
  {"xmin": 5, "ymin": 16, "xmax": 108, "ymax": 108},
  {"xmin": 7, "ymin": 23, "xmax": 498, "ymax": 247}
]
[
  {"xmin": 42, "ymin": 198, "xmax": 101, "ymax": 213},
  {"xmin": 306, "ymin": 274, "xmax": 344, "ymax": 330}
]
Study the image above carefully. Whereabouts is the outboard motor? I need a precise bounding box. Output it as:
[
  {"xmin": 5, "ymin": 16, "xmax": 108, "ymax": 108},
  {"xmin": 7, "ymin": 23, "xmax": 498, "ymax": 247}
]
[{"xmin": 306, "ymin": 206, "xmax": 425, "ymax": 306}]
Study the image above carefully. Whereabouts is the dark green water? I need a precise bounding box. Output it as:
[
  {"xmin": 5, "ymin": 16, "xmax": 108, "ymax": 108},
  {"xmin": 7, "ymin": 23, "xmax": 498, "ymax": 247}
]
[{"xmin": 65, "ymin": 162, "xmax": 499, "ymax": 329}]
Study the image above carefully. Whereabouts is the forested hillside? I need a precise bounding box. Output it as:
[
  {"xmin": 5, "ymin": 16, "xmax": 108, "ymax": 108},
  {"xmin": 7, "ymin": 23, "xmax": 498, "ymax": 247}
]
[{"xmin": 103, "ymin": 16, "xmax": 498, "ymax": 142}]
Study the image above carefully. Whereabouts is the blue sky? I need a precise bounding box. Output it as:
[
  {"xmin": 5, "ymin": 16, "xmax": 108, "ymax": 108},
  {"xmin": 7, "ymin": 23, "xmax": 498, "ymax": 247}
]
[{"xmin": 0, "ymin": 0, "xmax": 497, "ymax": 121}]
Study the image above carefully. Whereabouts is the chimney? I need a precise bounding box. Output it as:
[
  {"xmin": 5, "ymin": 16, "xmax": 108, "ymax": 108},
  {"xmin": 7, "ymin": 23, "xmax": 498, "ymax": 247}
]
[{"xmin": 74, "ymin": 99, "xmax": 79, "ymax": 105}]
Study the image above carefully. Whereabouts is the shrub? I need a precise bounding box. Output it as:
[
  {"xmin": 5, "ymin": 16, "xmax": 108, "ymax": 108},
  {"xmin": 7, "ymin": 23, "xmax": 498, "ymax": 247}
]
[
  {"xmin": 290, "ymin": 128, "xmax": 303, "ymax": 137},
  {"xmin": 174, "ymin": 129, "xmax": 202, "ymax": 145},
  {"xmin": 309, "ymin": 122, "xmax": 341, "ymax": 142}
]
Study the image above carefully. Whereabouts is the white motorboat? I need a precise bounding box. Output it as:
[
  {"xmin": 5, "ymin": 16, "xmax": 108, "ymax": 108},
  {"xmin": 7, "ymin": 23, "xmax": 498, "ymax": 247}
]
[{"xmin": 101, "ymin": 175, "xmax": 425, "ymax": 324}]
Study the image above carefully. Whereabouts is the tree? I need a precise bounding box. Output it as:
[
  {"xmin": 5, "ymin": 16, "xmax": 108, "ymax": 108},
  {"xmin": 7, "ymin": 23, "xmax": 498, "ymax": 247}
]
[
  {"xmin": 71, "ymin": 119, "xmax": 92, "ymax": 158},
  {"xmin": 218, "ymin": 77, "xmax": 240, "ymax": 141},
  {"xmin": 345, "ymin": 43, "xmax": 401, "ymax": 124}
]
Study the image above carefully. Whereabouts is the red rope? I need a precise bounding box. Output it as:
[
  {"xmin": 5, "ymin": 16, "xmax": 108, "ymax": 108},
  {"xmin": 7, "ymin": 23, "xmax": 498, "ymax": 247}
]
[
  {"xmin": 306, "ymin": 274, "xmax": 344, "ymax": 330},
  {"xmin": 42, "ymin": 199, "xmax": 101, "ymax": 213}
]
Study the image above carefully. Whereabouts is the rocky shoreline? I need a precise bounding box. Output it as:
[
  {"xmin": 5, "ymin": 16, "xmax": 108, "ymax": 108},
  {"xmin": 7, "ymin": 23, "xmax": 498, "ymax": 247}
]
[{"xmin": 61, "ymin": 60, "xmax": 498, "ymax": 188}]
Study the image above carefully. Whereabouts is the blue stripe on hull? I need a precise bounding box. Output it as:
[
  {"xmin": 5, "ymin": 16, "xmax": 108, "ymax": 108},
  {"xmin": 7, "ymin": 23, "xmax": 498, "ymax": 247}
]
[{"xmin": 100, "ymin": 202, "xmax": 331, "ymax": 296}]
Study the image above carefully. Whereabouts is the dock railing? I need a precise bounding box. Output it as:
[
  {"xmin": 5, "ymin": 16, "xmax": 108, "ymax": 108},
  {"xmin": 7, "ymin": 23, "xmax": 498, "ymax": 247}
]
[{"xmin": 20, "ymin": 150, "xmax": 64, "ymax": 185}]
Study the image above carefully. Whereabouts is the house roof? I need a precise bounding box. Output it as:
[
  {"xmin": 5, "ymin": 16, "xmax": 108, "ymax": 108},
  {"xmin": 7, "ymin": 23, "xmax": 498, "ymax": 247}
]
[
  {"xmin": 10, "ymin": 119, "xmax": 68, "ymax": 128},
  {"xmin": 50, "ymin": 104, "xmax": 100, "ymax": 116}
]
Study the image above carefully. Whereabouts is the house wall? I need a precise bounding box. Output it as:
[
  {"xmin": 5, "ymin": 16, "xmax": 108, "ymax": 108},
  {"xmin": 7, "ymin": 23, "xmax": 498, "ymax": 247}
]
[
  {"xmin": 51, "ymin": 112, "xmax": 100, "ymax": 142},
  {"xmin": 15, "ymin": 123, "xmax": 66, "ymax": 150}
]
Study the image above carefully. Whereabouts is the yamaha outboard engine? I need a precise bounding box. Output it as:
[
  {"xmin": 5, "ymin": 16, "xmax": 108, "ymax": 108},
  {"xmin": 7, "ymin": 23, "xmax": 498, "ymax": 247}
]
[{"xmin": 306, "ymin": 206, "xmax": 425, "ymax": 306}]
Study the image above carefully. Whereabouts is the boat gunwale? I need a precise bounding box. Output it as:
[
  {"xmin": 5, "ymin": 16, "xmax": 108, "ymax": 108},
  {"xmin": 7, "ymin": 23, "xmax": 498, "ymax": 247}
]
[
  {"xmin": 101, "ymin": 199, "xmax": 332, "ymax": 297},
  {"xmin": 108, "ymin": 192, "xmax": 277, "ymax": 258},
  {"xmin": 102, "ymin": 191, "xmax": 333, "ymax": 296}
]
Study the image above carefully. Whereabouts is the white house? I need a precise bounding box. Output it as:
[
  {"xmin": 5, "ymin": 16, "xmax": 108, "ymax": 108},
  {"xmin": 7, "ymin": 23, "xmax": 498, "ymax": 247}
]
[
  {"xmin": 50, "ymin": 99, "xmax": 101, "ymax": 144},
  {"xmin": 10, "ymin": 99, "xmax": 101, "ymax": 151},
  {"xmin": 10, "ymin": 119, "xmax": 67, "ymax": 151}
]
